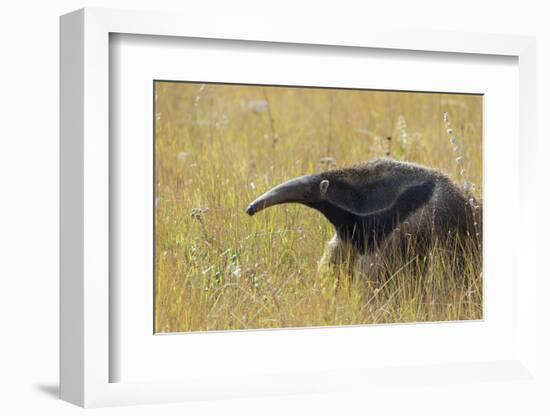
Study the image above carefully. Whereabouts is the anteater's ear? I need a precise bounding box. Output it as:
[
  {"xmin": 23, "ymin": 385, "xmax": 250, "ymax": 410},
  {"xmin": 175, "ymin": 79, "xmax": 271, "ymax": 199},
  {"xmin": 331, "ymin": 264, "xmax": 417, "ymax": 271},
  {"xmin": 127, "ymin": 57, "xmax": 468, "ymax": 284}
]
[
  {"xmin": 319, "ymin": 179, "xmax": 330, "ymax": 195},
  {"xmin": 326, "ymin": 178, "xmax": 435, "ymax": 217}
]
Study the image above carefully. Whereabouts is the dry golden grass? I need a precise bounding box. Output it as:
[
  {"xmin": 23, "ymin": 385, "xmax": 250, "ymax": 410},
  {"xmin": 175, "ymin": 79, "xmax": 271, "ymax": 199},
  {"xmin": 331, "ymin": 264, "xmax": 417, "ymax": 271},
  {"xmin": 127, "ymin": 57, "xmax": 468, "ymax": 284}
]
[{"xmin": 154, "ymin": 82, "xmax": 483, "ymax": 333}]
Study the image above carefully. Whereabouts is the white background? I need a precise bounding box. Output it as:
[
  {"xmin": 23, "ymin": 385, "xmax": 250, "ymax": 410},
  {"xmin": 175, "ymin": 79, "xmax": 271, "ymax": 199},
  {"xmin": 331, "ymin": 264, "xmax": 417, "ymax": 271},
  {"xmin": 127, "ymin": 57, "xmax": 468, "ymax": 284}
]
[{"xmin": 0, "ymin": 1, "xmax": 548, "ymax": 415}]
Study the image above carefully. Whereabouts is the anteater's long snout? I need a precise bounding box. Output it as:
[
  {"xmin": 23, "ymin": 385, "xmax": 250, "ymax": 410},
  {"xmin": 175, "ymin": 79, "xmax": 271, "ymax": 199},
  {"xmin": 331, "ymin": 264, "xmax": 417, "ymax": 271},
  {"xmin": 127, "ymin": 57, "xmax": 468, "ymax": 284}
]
[{"xmin": 246, "ymin": 175, "xmax": 317, "ymax": 216}]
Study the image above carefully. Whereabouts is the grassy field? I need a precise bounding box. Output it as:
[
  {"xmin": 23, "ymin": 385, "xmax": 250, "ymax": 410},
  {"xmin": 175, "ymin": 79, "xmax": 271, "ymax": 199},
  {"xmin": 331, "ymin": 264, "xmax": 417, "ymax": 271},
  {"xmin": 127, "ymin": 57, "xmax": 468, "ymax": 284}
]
[{"xmin": 154, "ymin": 82, "xmax": 483, "ymax": 333}]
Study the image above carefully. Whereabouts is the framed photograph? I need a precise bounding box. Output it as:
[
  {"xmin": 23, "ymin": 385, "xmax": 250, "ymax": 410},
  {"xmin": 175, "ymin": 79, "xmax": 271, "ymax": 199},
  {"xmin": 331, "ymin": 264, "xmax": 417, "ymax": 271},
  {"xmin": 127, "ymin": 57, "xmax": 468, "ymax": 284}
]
[{"xmin": 60, "ymin": 8, "xmax": 539, "ymax": 408}]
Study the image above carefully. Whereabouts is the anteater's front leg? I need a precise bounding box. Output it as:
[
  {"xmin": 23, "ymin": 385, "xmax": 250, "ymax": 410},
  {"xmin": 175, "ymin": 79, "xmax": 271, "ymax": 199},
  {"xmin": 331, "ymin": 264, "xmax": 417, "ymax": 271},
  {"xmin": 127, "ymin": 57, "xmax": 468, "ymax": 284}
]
[{"xmin": 318, "ymin": 233, "xmax": 381, "ymax": 278}]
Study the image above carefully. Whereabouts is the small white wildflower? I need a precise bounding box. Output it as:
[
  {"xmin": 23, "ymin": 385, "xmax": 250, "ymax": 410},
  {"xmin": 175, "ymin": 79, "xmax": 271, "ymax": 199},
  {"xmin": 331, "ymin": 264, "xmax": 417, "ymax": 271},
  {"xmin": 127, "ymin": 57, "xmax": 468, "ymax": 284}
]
[
  {"xmin": 455, "ymin": 156, "xmax": 463, "ymax": 163},
  {"xmin": 248, "ymin": 100, "xmax": 268, "ymax": 113},
  {"xmin": 193, "ymin": 85, "xmax": 206, "ymax": 107},
  {"xmin": 202, "ymin": 266, "xmax": 214, "ymax": 275},
  {"xmin": 216, "ymin": 114, "xmax": 230, "ymax": 128},
  {"xmin": 397, "ymin": 115, "xmax": 409, "ymax": 146},
  {"xmin": 319, "ymin": 157, "xmax": 336, "ymax": 168},
  {"xmin": 191, "ymin": 207, "xmax": 209, "ymax": 219}
]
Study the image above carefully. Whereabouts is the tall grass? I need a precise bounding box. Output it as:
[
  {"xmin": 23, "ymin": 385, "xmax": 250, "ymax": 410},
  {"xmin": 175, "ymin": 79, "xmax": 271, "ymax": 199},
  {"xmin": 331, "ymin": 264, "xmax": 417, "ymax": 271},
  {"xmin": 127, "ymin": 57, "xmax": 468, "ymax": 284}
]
[{"xmin": 154, "ymin": 82, "xmax": 483, "ymax": 333}]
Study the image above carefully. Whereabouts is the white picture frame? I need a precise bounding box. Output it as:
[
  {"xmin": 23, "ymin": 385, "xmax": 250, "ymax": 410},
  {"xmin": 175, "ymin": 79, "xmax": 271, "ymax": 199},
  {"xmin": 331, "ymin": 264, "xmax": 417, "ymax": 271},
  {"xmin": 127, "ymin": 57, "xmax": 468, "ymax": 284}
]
[{"xmin": 60, "ymin": 7, "xmax": 539, "ymax": 408}]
